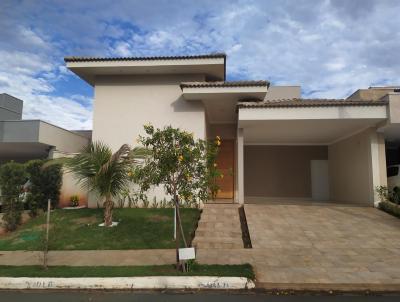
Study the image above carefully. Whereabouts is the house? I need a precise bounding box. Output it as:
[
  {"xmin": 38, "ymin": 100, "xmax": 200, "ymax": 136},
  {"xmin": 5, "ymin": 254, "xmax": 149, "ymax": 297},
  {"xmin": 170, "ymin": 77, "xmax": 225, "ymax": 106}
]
[
  {"xmin": 64, "ymin": 53, "xmax": 400, "ymax": 207},
  {"xmin": 0, "ymin": 93, "xmax": 90, "ymax": 207}
]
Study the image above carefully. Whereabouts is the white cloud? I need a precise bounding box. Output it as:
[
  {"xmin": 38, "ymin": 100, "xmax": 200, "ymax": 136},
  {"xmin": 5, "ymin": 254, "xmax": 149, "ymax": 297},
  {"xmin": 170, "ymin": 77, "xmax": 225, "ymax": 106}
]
[{"xmin": 1, "ymin": 0, "xmax": 400, "ymax": 130}]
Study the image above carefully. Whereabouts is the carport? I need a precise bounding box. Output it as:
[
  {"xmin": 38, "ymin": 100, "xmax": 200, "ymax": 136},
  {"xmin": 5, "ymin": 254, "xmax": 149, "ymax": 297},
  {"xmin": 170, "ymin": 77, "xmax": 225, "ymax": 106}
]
[{"xmin": 236, "ymin": 99, "xmax": 390, "ymax": 206}]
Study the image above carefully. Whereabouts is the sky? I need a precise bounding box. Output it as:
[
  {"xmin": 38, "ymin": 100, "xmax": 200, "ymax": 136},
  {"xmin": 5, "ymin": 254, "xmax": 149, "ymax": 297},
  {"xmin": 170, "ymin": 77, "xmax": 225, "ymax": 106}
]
[{"xmin": 0, "ymin": 0, "xmax": 399, "ymax": 130}]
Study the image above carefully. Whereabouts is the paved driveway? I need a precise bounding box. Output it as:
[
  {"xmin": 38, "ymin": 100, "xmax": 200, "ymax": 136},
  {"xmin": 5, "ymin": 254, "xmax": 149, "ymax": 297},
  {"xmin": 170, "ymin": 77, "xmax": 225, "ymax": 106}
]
[{"xmin": 245, "ymin": 203, "xmax": 400, "ymax": 289}]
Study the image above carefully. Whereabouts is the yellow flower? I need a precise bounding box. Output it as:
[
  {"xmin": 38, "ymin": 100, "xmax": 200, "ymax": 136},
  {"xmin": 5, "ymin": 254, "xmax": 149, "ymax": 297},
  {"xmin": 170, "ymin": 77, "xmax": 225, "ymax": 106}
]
[
  {"xmin": 216, "ymin": 140, "xmax": 221, "ymax": 146},
  {"xmin": 128, "ymin": 171, "xmax": 133, "ymax": 177},
  {"xmin": 178, "ymin": 155, "xmax": 184, "ymax": 162},
  {"xmin": 216, "ymin": 136, "xmax": 221, "ymax": 141},
  {"xmin": 213, "ymin": 163, "xmax": 217, "ymax": 167}
]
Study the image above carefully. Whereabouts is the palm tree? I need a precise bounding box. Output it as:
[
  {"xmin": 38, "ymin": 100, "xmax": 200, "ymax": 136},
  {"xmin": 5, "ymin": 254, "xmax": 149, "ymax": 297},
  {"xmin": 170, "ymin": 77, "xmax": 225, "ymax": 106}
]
[{"xmin": 65, "ymin": 141, "xmax": 147, "ymax": 226}]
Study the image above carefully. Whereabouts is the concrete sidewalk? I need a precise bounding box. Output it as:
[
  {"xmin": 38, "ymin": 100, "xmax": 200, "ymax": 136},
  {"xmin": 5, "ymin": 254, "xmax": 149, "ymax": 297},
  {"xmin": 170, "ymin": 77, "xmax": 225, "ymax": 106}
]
[{"xmin": 0, "ymin": 249, "xmax": 176, "ymax": 266}]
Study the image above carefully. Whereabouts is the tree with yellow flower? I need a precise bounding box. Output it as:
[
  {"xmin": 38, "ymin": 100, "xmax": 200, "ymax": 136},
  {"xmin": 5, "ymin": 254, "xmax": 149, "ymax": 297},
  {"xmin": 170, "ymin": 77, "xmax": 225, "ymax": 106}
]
[{"xmin": 134, "ymin": 124, "xmax": 214, "ymax": 269}]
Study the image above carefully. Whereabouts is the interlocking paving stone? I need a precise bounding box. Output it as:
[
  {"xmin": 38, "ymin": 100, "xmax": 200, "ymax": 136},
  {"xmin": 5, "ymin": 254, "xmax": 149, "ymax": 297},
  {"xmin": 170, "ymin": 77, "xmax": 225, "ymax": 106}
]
[{"xmin": 197, "ymin": 203, "xmax": 400, "ymax": 288}]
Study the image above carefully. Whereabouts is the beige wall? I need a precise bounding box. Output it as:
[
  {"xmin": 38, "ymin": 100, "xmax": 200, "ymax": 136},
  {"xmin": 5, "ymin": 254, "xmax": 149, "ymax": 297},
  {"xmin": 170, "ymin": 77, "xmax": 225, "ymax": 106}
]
[
  {"xmin": 328, "ymin": 128, "xmax": 387, "ymax": 205},
  {"xmin": 91, "ymin": 74, "xmax": 207, "ymax": 207},
  {"xmin": 93, "ymin": 74, "xmax": 206, "ymax": 151},
  {"xmin": 51, "ymin": 151, "xmax": 88, "ymax": 208},
  {"xmin": 58, "ymin": 171, "xmax": 88, "ymax": 207},
  {"xmin": 244, "ymin": 145, "xmax": 328, "ymax": 199}
]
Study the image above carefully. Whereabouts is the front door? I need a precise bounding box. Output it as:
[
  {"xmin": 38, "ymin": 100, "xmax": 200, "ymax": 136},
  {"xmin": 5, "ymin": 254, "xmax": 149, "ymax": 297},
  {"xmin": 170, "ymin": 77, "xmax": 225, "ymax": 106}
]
[{"xmin": 216, "ymin": 139, "xmax": 234, "ymax": 199}]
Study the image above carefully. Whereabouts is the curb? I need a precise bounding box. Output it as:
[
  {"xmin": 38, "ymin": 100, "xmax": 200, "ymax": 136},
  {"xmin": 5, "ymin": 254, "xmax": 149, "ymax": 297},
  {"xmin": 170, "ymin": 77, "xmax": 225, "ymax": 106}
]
[{"xmin": 0, "ymin": 276, "xmax": 255, "ymax": 290}]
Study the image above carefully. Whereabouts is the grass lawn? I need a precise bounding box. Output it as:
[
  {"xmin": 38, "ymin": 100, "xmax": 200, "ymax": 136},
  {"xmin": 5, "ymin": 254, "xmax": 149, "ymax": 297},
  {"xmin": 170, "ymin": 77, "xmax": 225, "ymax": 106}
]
[
  {"xmin": 0, "ymin": 208, "xmax": 200, "ymax": 250},
  {"xmin": 0, "ymin": 264, "xmax": 254, "ymax": 279}
]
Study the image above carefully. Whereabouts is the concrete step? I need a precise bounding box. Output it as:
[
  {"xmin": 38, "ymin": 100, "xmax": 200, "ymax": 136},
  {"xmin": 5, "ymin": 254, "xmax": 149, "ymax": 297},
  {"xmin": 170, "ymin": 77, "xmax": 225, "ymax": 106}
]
[
  {"xmin": 192, "ymin": 242, "xmax": 243, "ymax": 249},
  {"xmin": 197, "ymin": 221, "xmax": 240, "ymax": 228},
  {"xmin": 195, "ymin": 230, "xmax": 242, "ymax": 237}
]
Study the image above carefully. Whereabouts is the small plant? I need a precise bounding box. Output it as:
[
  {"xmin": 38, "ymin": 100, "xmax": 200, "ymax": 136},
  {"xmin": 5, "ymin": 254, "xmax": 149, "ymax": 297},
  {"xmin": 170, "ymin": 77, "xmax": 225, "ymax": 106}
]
[
  {"xmin": 185, "ymin": 259, "xmax": 198, "ymax": 272},
  {"xmin": 151, "ymin": 196, "xmax": 158, "ymax": 208},
  {"xmin": 70, "ymin": 195, "xmax": 79, "ymax": 207},
  {"xmin": 142, "ymin": 197, "xmax": 150, "ymax": 208},
  {"xmin": 159, "ymin": 198, "xmax": 168, "ymax": 208}
]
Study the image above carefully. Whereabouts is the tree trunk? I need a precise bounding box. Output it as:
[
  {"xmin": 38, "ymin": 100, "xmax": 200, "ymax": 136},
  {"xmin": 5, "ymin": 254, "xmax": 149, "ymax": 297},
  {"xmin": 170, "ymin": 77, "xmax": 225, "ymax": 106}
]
[
  {"xmin": 175, "ymin": 202, "xmax": 187, "ymax": 248},
  {"xmin": 103, "ymin": 198, "xmax": 113, "ymax": 226},
  {"xmin": 175, "ymin": 202, "xmax": 180, "ymax": 269}
]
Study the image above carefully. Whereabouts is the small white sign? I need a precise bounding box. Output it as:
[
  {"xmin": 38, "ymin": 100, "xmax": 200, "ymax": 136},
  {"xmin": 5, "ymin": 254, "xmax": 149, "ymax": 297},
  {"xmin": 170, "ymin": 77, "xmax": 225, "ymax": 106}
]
[{"xmin": 178, "ymin": 247, "xmax": 196, "ymax": 260}]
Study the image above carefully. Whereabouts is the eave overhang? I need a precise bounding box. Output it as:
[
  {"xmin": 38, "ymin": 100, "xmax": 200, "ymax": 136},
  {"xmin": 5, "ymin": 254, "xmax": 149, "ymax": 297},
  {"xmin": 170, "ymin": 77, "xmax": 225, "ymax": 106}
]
[{"xmin": 65, "ymin": 54, "xmax": 226, "ymax": 86}]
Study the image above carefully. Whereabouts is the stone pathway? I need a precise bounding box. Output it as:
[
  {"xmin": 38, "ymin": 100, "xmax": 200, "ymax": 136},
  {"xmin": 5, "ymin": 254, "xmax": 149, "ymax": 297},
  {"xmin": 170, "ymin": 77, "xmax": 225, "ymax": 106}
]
[
  {"xmin": 0, "ymin": 249, "xmax": 175, "ymax": 266},
  {"xmin": 192, "ymin": 203, "xmax": 243, "ymax": 249}
]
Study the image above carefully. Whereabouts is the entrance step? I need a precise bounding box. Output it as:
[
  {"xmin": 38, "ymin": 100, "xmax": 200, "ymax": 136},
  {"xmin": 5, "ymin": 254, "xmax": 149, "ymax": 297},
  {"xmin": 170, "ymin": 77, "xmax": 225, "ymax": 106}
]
[{"xmin": 192, "ymin": 203, "xmax": 244, "ymax": 249}]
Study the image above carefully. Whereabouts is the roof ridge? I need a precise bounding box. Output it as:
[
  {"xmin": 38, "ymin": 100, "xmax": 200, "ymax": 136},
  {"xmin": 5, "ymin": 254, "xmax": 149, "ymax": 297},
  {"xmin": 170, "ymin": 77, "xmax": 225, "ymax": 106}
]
[
  {"xmin": 180, "ymin": 80, "xmax": 269, "ymax": 89},
  {"xmin": 238, "ymin": 98, "xmax": 388, "ymax": 108},
  {"xmin": 65, "ymin": 53, "xmax": 226, "ymax": 62}
]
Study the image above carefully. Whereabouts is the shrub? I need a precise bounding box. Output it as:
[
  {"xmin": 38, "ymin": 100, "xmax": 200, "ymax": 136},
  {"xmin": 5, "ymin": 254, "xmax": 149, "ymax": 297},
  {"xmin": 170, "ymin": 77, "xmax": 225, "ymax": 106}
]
[
  {"xmin": 376, "ymin": 185, "xmax": 400, "ymax": 205},
  {"xmin": 25, "ymin": 159, "xmax": 63, "ymax": 215},
  {"xmin": 379, "ymin": 201, "xmax": 400, "ymax": 218},
  {"xmin": 0, "ymin": 162, "xmax": 27, "ymax": 231}
]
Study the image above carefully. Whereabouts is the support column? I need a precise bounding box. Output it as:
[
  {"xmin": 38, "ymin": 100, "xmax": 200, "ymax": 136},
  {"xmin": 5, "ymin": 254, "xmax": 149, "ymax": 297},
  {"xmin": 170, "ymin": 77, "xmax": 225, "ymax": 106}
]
[
  {"xmin": 237, "ymin": 128, "xmax": 244, "ymax": 204},
  {"xmin": 370, "ymin": 131, "xmax": 387, "ymax": 207}
]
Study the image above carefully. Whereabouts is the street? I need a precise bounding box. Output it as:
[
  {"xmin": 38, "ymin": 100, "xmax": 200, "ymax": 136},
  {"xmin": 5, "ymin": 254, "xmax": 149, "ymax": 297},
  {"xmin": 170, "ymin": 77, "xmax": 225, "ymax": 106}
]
[{"xmin": 0, "ymin": 291, "xmax": 400, "ymax": 302}]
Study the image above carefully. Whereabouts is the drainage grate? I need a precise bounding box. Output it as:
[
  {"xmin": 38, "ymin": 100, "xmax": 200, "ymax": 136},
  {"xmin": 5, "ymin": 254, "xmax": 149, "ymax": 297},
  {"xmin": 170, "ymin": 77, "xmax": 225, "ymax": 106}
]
[{"xmin": 238, "ymin": 206, "xmax": 252, "ymax": 248}]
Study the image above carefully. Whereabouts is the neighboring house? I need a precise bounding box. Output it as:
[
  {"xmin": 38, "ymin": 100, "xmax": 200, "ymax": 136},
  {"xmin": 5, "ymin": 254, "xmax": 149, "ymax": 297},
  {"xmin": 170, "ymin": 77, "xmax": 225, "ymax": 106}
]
[
  {"xmin": 67, "ymin": 54, "xmax": 399, "ymax": 207},
  {"xmin": 0, "ymin": 93, "xmax": 90, "ymax": 207}
]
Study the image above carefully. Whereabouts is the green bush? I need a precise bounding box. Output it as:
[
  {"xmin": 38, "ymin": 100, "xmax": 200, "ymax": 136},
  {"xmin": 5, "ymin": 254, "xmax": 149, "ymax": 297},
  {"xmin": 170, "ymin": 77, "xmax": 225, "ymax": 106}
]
[
  {"xmin": 0, "ymin": 162, "xmax": 27, "ymax": 231},
  {"xmin": 376, "ymin": 185, "xmax": 400, "ymax": 205},
  {"xmin": 379, "ymin": 201, "xmax": 400, "ymax": 218},
  {"xmin": 25, "ymin": 160, "xmax": 62, "ymax": 215}
]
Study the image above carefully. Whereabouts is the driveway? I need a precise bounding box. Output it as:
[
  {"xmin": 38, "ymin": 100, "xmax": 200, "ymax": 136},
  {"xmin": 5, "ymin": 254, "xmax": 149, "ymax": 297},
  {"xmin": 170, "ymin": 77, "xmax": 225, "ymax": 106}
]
[
  {"xmin": 197, "ymin": 203, "xmax": 400, "ymax": 290},
  {"xmin": 245, "ymin": 203, "xmax": 400, "ymax": 289}
]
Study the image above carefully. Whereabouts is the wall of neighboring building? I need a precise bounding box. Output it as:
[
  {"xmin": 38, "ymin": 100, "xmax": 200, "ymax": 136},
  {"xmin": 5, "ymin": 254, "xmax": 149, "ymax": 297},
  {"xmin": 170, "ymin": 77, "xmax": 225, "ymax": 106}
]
[
  {"xmin": 0, "ymin": 94, "xmax": 23, "ymax": 120},
  {"xmin": 90, "ymin": 74, "xmax": 207, "ymax": 207},
  {"xmin": 347, "ymin": 87, "xmax": 399, "ymax": 101},
  {"xmin": 328, "ymin": 128, "xmax": 387, "ymax": 205},
  {"xmin": 264, "ymin": 86, "xmax": 301, "ymax": 101},
  {"xmin": 243, "ymin": 145, "xmax": 328, "ymax": 201}
]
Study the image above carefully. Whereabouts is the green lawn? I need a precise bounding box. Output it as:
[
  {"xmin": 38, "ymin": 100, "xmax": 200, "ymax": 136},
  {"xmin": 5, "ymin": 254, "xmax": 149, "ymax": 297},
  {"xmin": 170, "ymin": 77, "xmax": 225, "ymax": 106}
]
[
  {"xmin": 0, "ymin": 208, "xmax": 200, "ymax": 250},
  {"xmin": 0, "ymin": 264, "xmax": 254, "ymax": 279}
]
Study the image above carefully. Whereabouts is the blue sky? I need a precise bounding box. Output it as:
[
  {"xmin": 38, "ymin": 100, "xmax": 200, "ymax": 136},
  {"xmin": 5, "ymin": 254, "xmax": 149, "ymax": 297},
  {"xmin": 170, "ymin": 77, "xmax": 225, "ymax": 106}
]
[{"xmin": 1, "ymin": 0, "xmax": 399, "ymax": 129}]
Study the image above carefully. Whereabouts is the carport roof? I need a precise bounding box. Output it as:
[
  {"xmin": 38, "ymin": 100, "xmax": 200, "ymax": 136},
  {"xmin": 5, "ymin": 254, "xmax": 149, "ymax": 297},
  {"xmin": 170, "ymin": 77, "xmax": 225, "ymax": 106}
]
[{"xmin": 238, "ymin": 98, "xmax": 388, "ymax": 108}]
